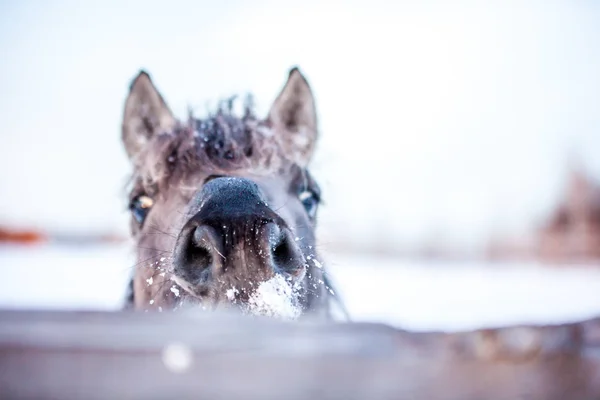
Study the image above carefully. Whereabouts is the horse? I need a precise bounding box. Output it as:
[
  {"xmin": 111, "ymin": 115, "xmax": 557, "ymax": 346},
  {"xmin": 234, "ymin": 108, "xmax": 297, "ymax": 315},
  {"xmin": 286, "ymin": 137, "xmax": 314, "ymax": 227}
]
[{"xmin": 120, "ymin": 67, "xmax": 344, "ymax": 320}]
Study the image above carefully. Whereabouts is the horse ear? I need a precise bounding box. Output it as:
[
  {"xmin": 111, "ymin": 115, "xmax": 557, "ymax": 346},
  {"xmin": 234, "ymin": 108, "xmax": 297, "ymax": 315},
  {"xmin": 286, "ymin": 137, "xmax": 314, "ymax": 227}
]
[
  {"xmin": 122, "ymin": 70, "xmax": 176, "ymax": 161},
  {"xmin": 268, "ymin": 67, "xmax": 318, "ymax": 166}
]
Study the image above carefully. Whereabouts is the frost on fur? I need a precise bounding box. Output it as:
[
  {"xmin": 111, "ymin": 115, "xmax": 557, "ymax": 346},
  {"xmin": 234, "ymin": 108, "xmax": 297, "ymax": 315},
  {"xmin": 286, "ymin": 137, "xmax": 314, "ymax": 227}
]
[{"xmin": 244, "ymin": 275, "xmax": 302, "ymax": 320}]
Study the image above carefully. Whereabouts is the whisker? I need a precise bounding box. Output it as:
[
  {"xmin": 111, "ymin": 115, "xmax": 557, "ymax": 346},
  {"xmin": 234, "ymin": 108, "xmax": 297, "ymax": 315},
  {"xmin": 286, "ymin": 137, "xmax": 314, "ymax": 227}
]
[
  {"xmin": 148, "ymin": 222, "xmax": 177, "ymax": 233},
  {"xmin": 141, "ymin": 232, "xmax": 177, "ymax": 238},
  {"xmin": 150, "ymin": 275, "xmax": 180, "ymax": 304},
  {"xmin": 135, "ymin": 246, "xmax": 172, "ymax": 254},
  {"xmin": 122, "ymin": 254, "xmax": 166, "ymax": 273},
  {"xmin": 213, "ymin": 246, "xmax": 226, "ymax": 260},
  {"xmin": 175, "ymin": 209, "xmax": 194, "ymax": 217},
  {"xmin": 273, "ymin": 198, "xmax": 291, "ymax": 213},
  {"xmin": 146, "ymin": 224, "xmax": 178, "ymax": 239}
]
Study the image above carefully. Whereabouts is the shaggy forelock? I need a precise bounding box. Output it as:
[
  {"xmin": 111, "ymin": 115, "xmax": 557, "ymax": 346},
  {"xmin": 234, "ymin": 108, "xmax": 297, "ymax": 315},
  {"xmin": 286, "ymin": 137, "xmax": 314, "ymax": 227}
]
[{"xmin": 131, "ymin": 98, "xmax": 291, "ymax": 191}]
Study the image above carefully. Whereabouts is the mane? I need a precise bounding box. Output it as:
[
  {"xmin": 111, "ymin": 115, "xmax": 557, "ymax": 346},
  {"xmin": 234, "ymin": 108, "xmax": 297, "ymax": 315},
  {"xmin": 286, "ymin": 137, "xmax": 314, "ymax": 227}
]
[{"xmin": 131, "ymin": 95, "xmax": 289, "ymax": 193}]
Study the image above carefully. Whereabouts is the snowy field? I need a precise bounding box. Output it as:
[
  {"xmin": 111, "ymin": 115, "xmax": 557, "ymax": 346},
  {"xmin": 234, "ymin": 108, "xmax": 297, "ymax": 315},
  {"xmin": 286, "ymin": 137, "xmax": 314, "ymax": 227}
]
[{"xmin": 0, "ymin": 243, "xmax": 599, "ymax": 332}]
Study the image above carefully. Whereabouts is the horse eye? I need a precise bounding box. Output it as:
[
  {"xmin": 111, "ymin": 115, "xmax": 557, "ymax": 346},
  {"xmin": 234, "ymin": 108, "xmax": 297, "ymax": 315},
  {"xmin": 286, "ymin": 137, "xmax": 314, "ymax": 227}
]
[
  {"xmin": 130, "ymin": 195, "xmax": 154, "ymax": 224},
  {"xmin": 299, "ymin": 190, "xmax": 319, "ymax": 219}
]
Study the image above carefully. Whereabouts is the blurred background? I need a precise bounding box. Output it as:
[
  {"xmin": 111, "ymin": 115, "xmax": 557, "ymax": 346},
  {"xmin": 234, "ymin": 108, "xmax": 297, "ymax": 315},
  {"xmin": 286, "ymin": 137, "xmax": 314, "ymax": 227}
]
[{"xmin": 1, "ymin": 0, "xmax": 599, "ymax": 331}]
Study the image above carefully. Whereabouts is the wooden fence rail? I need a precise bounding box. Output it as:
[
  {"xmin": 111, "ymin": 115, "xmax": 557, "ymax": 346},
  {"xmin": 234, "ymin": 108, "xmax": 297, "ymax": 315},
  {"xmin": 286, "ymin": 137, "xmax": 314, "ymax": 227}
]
[{"xmin": 0, "ymin": 310, "xmax": 599, "ymax": 400}]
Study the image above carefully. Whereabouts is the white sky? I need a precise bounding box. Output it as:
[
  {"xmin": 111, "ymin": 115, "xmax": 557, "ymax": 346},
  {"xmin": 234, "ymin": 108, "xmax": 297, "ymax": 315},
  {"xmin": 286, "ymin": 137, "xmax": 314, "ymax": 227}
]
[{"xmin": 1, "ymin": 1, "xmax": 600, "ymax": 251}]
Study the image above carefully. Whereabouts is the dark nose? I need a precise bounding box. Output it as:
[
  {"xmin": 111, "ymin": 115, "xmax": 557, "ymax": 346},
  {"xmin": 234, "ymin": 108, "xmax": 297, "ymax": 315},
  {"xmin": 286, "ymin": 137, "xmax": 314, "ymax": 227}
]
[{"xmin": 172, "ymin": 177, "xmax": 306, "ymax": 284}]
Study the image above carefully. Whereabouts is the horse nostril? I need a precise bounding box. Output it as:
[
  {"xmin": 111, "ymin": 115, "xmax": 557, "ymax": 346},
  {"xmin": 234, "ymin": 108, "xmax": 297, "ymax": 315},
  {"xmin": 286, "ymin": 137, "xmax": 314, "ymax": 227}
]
[
  {"xmin": 188, "ymin": 226, "xmax": 213, "ymax": 270},
  {"xmin": 272, "ymin": 235, "xmax": 291, "ymax": 266},
  {"xmin": 173, "ymin": 225, "xmax": 217, "ymax": 283},
  {"xmin": 266, "ymin": 223, "xmax": 304, "ymax": 276}
]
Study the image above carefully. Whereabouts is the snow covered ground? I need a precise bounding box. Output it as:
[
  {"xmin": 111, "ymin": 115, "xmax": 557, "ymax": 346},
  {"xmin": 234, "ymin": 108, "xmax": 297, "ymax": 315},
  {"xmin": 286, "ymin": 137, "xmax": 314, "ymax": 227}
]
[{"xmin": 0, "ymin": 243, "xmax": 599, "ymax": 332}]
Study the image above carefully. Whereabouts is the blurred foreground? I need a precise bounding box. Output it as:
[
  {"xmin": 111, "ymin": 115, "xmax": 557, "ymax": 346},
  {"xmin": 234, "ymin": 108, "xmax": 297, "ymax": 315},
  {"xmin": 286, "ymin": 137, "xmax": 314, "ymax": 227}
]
[{"xmin": 1, "ymin": 309, "xmax": 598, "ymax": 400}]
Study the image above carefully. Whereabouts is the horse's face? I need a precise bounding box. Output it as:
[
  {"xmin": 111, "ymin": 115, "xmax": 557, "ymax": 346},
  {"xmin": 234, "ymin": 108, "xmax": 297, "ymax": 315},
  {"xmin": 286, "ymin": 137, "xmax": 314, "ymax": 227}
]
[{"xmin": 121, "ymin": 68, "xmax": 331, "ymax": 318}]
